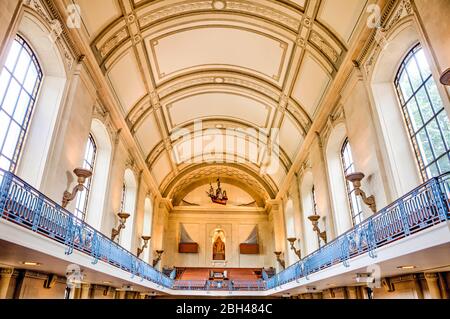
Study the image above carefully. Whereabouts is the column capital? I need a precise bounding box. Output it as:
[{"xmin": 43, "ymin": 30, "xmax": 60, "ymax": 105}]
[
  {"xmin": 0, "ymin": 268, "xmax": 14, "ymax": 277},
  {"xmin": 425, "ymin": 273, "xmax": 439, "ymax": 280}
]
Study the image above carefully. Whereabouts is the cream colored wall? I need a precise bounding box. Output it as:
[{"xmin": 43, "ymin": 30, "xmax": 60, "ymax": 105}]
[
  {"xmin": 0, "ymin": 0, "xmax": 20, "ymax": 65},
  {"xmin": 0, "ymin": 3, "xmax": 156, "ymax": 262},
  {"xmin": 163, "ymin": 207, "xmax": 273, "ymax": 269},
  {"xmin": 341, "ymin": 72, "xmax": 390, "ymax": 213}
]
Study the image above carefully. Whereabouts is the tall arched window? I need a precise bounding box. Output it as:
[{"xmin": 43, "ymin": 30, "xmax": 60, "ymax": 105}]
[
  {"xmin": 341, "ymin": 138, "xmax": 364, "ymax": 226},
  {"xmin": 0, "ymin": 35, "xmax": 42, "ymax": 172},
  {"xmin": 311, "ymin": 186, "xmax": 322, "ymax": 248},
  {"xmin": 143, "ymin": 197, "xmax": 153, "ymax": 262},
  {"xmin": 120, "ymin": 169, "xmax": 137, "ymax": 250},
  {"xmin": 395, "ymin": 45, "xmax": 450, "ymax": 180},
  {"xmin": 300, "ymin": 171, "xmax": 319, "ymax": 254},
  {"xmin": 74, "ymin": 134, "xmax": 96, "ymax": 220}
]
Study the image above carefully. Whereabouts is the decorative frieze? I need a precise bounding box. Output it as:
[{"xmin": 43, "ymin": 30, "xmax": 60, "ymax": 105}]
[
  {"xmin": 99, "ymin": 28, "xmax": 128, "ymax": 58},
  {"xmin": 363, "ymin": 0, "xmax": 414, "ymax": 75},
  {"xmin": 137, "ymin": 0, "xmax": 301, "ymax": 31},
  {"xmin": 24, "ymin": 0, "xmax": 76, "ymax": 69},
  {"xmin": 309, "ymin": 31, "xmax": 339, "ymax": 63}
]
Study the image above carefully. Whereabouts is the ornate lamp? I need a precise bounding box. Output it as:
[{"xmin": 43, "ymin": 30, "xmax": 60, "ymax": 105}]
[
  {"xmin": 286, "ymin": 238, "xmax": 301, "ymax": 259},
  {"xmin": 274, "ymin": 251, "xmax": 286, "ymax": 269},
  {"xmin": 152, "ymin": 250, "xmax": 164, "ymax": 267},
  {"xmin": 111, "ymin": 212, "xmax": 130, "ymax": 241},
  {"xmin": 345, "ymin": 172, "xmax": 377, "ymax": 213},
  {"xmin": 137, "ymin": 236, "xmax": 151, "ymax": 258},
  {"xmin": 61, "ymin": 168, "xmax": 92, "ymax": 208},
  {"xmin": 308, "ymin": 214, "xmax": 327, "ymax": 244}
]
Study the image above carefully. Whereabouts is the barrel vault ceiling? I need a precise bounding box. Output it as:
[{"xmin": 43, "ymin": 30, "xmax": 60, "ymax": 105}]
[{"xmin": 69, "ymin": 0, "xmax": 370, "ymax": 203}]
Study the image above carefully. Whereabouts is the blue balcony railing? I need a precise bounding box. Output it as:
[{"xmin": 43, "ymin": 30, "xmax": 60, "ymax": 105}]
[
  {"xmin": 265, "ymin": 173, "xmax": 450, "ymax": 290},
  {"xmin": 0, "ymin": 169, "xmax": 173, "ymax": 289},
  {"xmin": 0, "ymin": 169, "xmax": 448, "ymax": 293}
]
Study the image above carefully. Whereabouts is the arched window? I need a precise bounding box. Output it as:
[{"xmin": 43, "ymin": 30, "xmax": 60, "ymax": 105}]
[
  {"xmin": 311, "ymin": 186, "xmax": 322, "ymax": 248},
  {"xmin": 341, "ymin": 138, "xmax": 364, "ymax": 226},
  {"xmin": 395, "ymin": 45, "xmax": 450, "ymax": 180},
  {"xmin": 74, "ymin": 134, "xmax": 96, "ymax": 220},
  {"xmin": 85, "ymin": 119, "xmax": 112, "ymax": 230},
  {"xmin": 120, "ymin": 169, "xmax": 137, "ymax": 250},
  {"xmin": 142, "ymin": 197, "xmax": 154, "ymax": 262},
  {"xmin": 0, "ymin": 35, "xmax": 42, "ymax": 172},
  {"xmin": 300, "ymin": 171, "xmax": 319, "ymax": 254}
]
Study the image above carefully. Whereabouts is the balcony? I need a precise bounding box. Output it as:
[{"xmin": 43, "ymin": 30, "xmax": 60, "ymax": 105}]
[
  {"xmin": 0, "ymin": 169, "xmax": 448, "ymax": 295},
  {"xmin": 0, "ymin": 169, "xmax": 173, "ymax": 290}
]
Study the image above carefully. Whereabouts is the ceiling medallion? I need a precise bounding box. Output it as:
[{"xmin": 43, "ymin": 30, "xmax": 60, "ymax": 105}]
[
  {"xmin": 207, "ymin": 178, "xmax": 228, "ymax": 205},
  {"xmin": 212, "ymin": 0, "xmax": 226, "ymax": 10}
]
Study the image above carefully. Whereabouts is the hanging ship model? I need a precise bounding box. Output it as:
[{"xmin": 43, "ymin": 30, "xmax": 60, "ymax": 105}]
[{"xmin": 206, "ymin": 178, "xmax": 228, "ymax": 205}]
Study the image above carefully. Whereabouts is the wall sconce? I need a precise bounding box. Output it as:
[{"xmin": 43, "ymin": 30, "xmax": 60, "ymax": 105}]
[
  {"xmin": 273, "ymin": 251, "xmax": 286, "ymax": 269},
  {"xmin": 152, "ymin": 250, "xmax": 164, "ymax": 267},
  {"xmin": 286, "ymin": 238, "xmax": 301, "ymax": 259},
  {"xmin": 345, "ymin": 172, "xmax": 377, "ymax": 213},
  {"xmin": 61, "ymin": 168, "xmax": 92, "ymax": 208},
  {"xmin": 137, "ymin": 236, "xmax": 151, "ymax": 258},
  {"xmin": 308, "ymin": 214, "xmax": 327, "ymax": 244},
  {"xmin": 111, "ymin": 212, "xmax": 130, "ymax": 241}
]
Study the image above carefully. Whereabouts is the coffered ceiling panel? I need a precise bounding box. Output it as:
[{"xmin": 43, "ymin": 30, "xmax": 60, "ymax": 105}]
[
  {"xmin": 166, "ymin": 92, "xmax": 271, "ymax": 129},
  {"xmin": 266, "ymin": 164, "xmax": 287, "ymax": 187},
  {"xmin": 279, "ymin": 115, "xmax": 305, "ymax": 160},
  {"xmin": 172, "ymin": 133, "xmax": 263, "ymax": 167},
  {"xmin": 134, "ymin": 112, "xmax": 162, "ymax": 156},
  {"xmin": 291, "ymin": 54, "xmax": 331, "ymax": 117},
  {"xmin": 317, "ymin": 0, "xmax": 368, "ymax": 43},
  {"xmin": 152, "ymin": 152, "xmax": 172, "ymax": 187},
  {"xmin": 75, "ymin": 0, "xmax": 122, "ymax": 39},
  {"xmin": 107, "ymin": 50, "xmax": 147, "ymax": 114},
  {"xmin": 289, "ymin": 0, "xmax": 306, "ymax": 8},
  {"xmin": 147, "ymin": 25, "xmax": 292, "ymax": 85},
  {"xmin": 71, "ymin": 0, "xmax": 376, "ymax": 199}
]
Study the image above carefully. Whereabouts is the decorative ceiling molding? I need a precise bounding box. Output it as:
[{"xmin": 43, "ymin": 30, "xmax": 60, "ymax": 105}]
[
  {"xmin": 162, "ymin": 163, "xmax": 277, "ymax": 201},
  {"xmin": 61, "ymin": 0, "xmax": 378, "ymax": 199}
]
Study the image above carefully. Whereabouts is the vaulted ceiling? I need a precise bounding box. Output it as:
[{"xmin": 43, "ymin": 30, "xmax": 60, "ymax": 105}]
[{"xmin": 72, "ymin": 0, "xmax": 370, "ymax": 204}]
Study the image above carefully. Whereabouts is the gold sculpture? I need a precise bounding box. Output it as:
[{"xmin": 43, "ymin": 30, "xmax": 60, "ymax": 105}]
[{"xmin": 213, "ymin": 237, "xmax": 226, "ymax": 260}]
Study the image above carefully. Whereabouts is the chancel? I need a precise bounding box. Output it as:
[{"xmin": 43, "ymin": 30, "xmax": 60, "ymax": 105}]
[{"xmin": 0, "ymin": 0, "xmax": 448, "ymax": 300}]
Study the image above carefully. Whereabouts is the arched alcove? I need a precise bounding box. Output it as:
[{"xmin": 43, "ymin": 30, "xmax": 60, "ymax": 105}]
[
  {"xmin": 14, "ymin": 10, "xmax": 68, "ymax": 188},
  {"xmin": 370, "ymin": 19, "xmax": 423, "ymax": 197},
  {"xmin": 325, "ymin": 123, "xmax": 353, "ymax": 236},
  {"xmin": 300, "ymin": 171, "xmax": 319, "ymax": 255},
  {"xmin": 85, "ymin": 119, "xmax": 112, "ymax": 230},
  {"xmin": 120, "ymin": 168, "xmax": 137, "ymax": 251}
]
